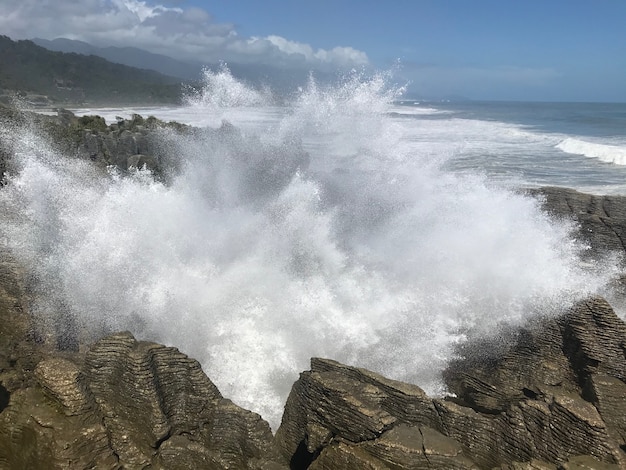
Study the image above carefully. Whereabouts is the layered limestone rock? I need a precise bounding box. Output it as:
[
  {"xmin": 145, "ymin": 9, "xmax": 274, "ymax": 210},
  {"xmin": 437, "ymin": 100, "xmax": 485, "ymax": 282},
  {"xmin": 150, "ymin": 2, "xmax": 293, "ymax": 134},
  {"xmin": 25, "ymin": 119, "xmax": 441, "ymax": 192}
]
[
  {"xmin": 275, "ymin": 297, "xmax": 626, "ymax": 469},
  {"xmin": 0, "ymin": 330, "xmax": 287, "ymax": 469},
  {"xmin": 4, "ymin": 292, "xmax": 624, "ymax": 468},
  {"xmin": 3, "ymin": 107, "xmax": 311, "ymax": 199},
  {"xmin": 529, "ymin": 187, "xmax": 626, "ymax": 262},
  {"xmin": 0, "ymin": 248, "xmax": 285, "ymax": 469},
  {"xmin": 0, "ymin": 106, "xmax": 188, "ymax": 181},
  {"xmin": 2, "ymin": 109, "xmax": 626, "ymax": 469},
  {"xmin": 0, "ymin": 246, "xmax": 41, "ymax": 403},
  {"xmin": 529, "ymin": 187, "xmax": 626, "ymax": 312}
]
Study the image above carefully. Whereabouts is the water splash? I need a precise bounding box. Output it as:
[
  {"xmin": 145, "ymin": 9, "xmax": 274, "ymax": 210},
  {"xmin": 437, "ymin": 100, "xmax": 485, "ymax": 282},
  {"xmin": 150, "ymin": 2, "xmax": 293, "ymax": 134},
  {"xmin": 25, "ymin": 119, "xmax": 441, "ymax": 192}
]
[
  {"xmin": 183, "ymin": 64, "xmax": 273, "ymax": 109},
  {"xmin": 0, "ymin": 72, "xmax": 621, "ymax": 429}
]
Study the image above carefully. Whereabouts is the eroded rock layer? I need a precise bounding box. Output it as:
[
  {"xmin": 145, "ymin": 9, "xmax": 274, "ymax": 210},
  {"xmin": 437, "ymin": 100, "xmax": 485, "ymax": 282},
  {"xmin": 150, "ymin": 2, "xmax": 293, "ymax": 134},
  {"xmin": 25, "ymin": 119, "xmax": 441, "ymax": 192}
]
[
  {"xmin": 529, "ymin": 187, "xmax": 626, "ymax": 262},
  {"xmin": 0, "ymin": 329, "xmax": 286, "ymax": 469},
  {"xmin": 275, "ymin": 297, "xmax": 626, "ymax": 469},
  {"xmin": 1, "ymin": 111, "xmax": 626, "ymax": 469}
]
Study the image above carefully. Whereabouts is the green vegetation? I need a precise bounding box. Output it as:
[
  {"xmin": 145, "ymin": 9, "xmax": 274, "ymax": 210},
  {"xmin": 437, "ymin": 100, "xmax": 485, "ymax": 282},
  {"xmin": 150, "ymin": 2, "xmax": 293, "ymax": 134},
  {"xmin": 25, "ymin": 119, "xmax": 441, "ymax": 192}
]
[
  {"xmin": 0, "ymin": 36, "xmax": 183, "ymax": 105},
  {"xmin": 76, "ymin": 115, "xmax": 108, "ymax": 132}
]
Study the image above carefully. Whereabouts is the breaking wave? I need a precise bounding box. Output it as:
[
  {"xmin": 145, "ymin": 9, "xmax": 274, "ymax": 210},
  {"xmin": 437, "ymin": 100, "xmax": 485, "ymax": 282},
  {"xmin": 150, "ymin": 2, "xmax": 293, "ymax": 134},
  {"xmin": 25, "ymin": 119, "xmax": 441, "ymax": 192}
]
[
  {"xmin": 0, "ymin": 70, "xmax": 621, "ymax": 429},
  {"xmin": 557, "ymin": 137, "xmax": 626, "ymax": 165}
]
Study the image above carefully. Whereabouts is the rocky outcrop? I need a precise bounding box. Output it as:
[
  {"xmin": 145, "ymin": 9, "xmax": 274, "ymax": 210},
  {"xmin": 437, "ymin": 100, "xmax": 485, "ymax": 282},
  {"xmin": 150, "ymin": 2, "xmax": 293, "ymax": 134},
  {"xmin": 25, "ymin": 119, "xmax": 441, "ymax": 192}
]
[
  {"xmin": 274, "ymin": 357, "xmax": 477, "ymax": 469},
  {"xmin": 0, "ymin": 331, "xmax": 287, "ymax": 469},
  {"xmin": 3, "ymin": 108, "xmax": 311, "ymax": 197},
  {"xmin": 2, "ymin": 111, "xmax": 626, "ymax": 469},
  {"xmin": 42, "ymin": 110, "xmax": 189, "ymax": 177},
  {"xmin": 4, "ymin": 260, "xmax": 625, "ymax": 469},
  {"xmin": 0, "ymin": 240, "xmax": 286, "ymax": 468},
  {"xmin": 530, "ymin": 187, "xmax": 626, "ymax": 303},
  {"xmin": 0, "ymin": 246, "xmax": 41, "ymax": 402},
  {"xmin": 269, "ymin": 187, "xmax": 626, "ymax": 469},
  {"xmin": 275, "ymin": 297, "xmax": 626, "ymax": 469},
  {"xmin": 529, "ymin": 187, "xmax": 626, "ymax": 261},
  {"xmin": 0, "ymin": 105, "xmax": 193, "ymax": 183}
]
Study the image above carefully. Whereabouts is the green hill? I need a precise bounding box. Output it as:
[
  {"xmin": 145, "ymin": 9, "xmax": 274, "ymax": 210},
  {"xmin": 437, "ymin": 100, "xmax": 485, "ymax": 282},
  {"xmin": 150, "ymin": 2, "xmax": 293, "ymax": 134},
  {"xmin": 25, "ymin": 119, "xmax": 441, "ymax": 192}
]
[{"xmin": 0, "ymin": 35, "xmax": 183, "ymax": 105}]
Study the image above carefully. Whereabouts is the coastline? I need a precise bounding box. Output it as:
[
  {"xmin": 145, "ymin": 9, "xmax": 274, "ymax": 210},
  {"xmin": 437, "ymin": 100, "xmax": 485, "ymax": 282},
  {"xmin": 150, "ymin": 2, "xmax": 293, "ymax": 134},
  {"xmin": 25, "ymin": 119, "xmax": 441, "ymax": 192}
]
[{"xmin": 0, "ymin": 106, "xmax": 625, "ymax": 468}]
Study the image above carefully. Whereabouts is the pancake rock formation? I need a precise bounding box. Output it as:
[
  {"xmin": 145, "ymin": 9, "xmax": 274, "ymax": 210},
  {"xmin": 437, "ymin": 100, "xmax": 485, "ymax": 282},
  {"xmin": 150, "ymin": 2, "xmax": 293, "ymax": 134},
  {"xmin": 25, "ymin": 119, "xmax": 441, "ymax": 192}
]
[{"xmin": 0, "ymin": 108, "xmax": 625, "ymax": 469}]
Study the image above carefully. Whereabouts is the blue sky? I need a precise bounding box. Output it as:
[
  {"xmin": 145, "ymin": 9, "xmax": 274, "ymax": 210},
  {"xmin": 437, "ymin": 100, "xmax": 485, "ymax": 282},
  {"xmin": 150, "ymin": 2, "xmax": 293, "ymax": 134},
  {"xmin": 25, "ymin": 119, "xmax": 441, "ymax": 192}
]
[
  {"xmin": 1, "ymin": 0, "xmax": 625, "ymax": 101},
  {"xmin": 197, "ymin": 0, "xmax": 626, "ymax": 102}
]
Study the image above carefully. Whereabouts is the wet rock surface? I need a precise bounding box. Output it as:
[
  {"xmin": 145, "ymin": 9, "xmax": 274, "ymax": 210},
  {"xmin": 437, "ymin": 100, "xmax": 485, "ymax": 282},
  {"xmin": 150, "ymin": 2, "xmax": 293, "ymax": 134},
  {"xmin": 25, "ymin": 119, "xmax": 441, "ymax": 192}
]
[
  {"xmin": 274, "ymin": 297, "xmax": 626, "ymax": 469},
  {"xmin": 0, "ymin": 219, "xmax": 286, "ymax": 468},
  {"xmin": 2, "ymin": 290, "xmax": 625, "ymax": 468},
  {"xmin": 0, "ymin": 329, "xmax": 286, "ymax": 469},
  {"xmin": 43, "ymin": 110, "xmax": 190, "ymax": 179},
  {"xmin": 0, "ymin": 110, "xmax": 625, "ymax": 468},
  {"xmin": 529, "ymin": 187, "xmax": 626, "ymax": 262}
]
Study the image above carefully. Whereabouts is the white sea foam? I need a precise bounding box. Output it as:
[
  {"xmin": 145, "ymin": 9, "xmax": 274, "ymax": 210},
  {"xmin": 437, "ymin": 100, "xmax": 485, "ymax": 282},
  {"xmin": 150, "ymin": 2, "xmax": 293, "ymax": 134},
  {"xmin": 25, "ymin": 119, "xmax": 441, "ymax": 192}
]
[
  {"xmin": 0, "ymin": 71, "xmax": 622, "ymax": 429},
  {"xmin": 557, "ymin": 137, "xmax": 626, "ymax": 165},
  {"xmin": 388, "ymin": 105, "xmax": 444, "ymax": 116},
  {"xmin": 184, "ymin": 64, "xmax": 273, "ymax": 109}
]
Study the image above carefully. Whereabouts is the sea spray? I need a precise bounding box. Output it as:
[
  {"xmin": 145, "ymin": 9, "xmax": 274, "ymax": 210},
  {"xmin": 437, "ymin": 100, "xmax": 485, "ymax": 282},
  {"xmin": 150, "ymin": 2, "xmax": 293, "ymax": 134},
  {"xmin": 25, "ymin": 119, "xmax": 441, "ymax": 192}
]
[
  {"xmin": 0, "ymin": 70, "xmax": 621, "ymax": 429},
  {"xmin": 184, "ymin": 64, "xmax": 273, "ymax": 109}
]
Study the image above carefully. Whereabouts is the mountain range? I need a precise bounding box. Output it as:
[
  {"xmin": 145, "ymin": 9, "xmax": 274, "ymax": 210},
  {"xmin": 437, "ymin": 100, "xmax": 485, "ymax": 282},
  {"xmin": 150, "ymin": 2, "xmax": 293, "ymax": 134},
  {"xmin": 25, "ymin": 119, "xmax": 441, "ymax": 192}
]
[
  {"xmin": 0, "ymin": 35, "xmax": 183, "ymax": 105},
  {"xmin": 0, "ymin": 35, "xmax": 329, "ymax": 107},
  {"xmin": 32, "ymin": 37, "xmax": 203, "ymax": 81},
  {"xmin": 32, "ymin": 37, "xmax": 328, "ymax": 95}
]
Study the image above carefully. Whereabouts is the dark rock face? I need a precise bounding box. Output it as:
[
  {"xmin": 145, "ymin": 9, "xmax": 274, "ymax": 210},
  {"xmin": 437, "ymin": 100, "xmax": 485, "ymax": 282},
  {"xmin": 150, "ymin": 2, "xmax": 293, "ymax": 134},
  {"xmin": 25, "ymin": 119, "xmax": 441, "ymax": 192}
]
[
  {"xmin": 0, "ymin": 246, "xmax": 41, "ymax": 398},
  {"xmin": 0, "ymin": 107, "xmax": 175, "ymax": 182},
  {"xmin": 529, "ymin": 187, "xmax": 626, "ymax": 261},
  {"xmin": 530, "ymin": 186, "xmax": 626, "ymax": 303},
  {"xmin": 445, "ymin": 297, "xmax": 626, "ymax": 467},
  {"xmin": 0, "ymin": 331, "xmax": 287, "ymax": 469},
  {"xmin": 275, "ymin": 357, "xmax": 477, "ymax": 469},
  {"xmin": 275, "ymin": 298, "xmax": 626, "ymax": 469},
  {"xmin": 0, "ymin": 250, "xmax": 285, "ymax": 469},
  {"xmin": 47, "ymin": 111, "xmax": 184, "ymax": 177},
  {"xmin": 4, "ymin": 298, "xmax": 622, "ymax": 466}
]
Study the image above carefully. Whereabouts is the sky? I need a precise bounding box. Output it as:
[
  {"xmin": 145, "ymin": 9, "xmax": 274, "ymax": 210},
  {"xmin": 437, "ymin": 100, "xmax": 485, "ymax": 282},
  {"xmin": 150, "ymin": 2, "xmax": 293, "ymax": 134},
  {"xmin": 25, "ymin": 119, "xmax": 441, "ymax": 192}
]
[{"xmin": 1, "ymin": 0, "xmax": 625, "ymax": 102}]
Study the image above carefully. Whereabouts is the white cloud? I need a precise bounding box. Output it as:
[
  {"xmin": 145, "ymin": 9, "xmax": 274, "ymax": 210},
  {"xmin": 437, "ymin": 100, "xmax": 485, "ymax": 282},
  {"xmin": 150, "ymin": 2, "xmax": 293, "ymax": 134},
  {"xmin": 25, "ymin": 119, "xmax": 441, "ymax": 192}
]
[
  {"xmin": 117, "ymin": 0, "xmax": 173, "ymax": 22},
  {"xmin": 0, "ymin": 0, "xmax": 369, "ymax": 71},
  {"xmin": 263, "ymin": 35, "xmax": 368, "ymax": 68}
]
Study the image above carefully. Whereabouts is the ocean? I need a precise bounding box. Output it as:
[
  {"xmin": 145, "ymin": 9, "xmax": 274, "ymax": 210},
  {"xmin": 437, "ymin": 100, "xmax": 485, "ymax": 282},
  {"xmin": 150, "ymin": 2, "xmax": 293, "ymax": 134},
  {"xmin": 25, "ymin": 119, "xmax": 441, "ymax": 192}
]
[
  {"xmin": 2, "ymin": 69, "xmax": 625, "ymax": 428},
  {"xmin": 76, "ymin": 95, "xmax": 626, "ymax": 195},
  {"xmin": 407, "ymin": 100, "xmax": 626, "ymax": 193}
]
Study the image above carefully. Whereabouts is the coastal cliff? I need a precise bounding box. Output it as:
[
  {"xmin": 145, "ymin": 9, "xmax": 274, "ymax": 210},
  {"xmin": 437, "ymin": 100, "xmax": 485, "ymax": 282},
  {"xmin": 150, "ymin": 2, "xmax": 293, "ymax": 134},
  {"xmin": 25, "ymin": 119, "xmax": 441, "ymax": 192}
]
[{"xmin": 0, "ymin": 108, "xmax": 625, "ymax": 469}]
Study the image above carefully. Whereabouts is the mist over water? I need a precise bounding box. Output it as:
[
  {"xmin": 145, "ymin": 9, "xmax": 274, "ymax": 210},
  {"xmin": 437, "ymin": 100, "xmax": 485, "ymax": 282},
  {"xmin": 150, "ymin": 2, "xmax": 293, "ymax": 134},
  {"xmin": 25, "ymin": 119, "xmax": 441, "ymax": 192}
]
[
  {"xmin": 184, "ymin": 64, "xmax": 273, "ymax": 109},
  {"xmin": 1, "ymin": 70, "xmax": 622, "ymax": 428}
]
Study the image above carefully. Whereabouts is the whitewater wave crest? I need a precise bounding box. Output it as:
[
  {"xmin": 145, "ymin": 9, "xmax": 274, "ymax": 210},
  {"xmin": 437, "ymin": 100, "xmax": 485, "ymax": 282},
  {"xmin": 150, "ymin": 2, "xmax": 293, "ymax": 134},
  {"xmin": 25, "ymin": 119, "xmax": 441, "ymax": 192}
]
[{"xmin": 556, "ymin": 137, "xmax": 626, "ymax": 165}]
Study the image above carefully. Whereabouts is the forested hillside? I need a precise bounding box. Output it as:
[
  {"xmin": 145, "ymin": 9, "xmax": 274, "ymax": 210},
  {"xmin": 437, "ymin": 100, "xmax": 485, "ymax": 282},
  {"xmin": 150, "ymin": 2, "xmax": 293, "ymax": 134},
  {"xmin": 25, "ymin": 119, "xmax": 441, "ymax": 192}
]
[{"xmin": 0, "ymin": 36, "xmax": 182, "ymax": 105}]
